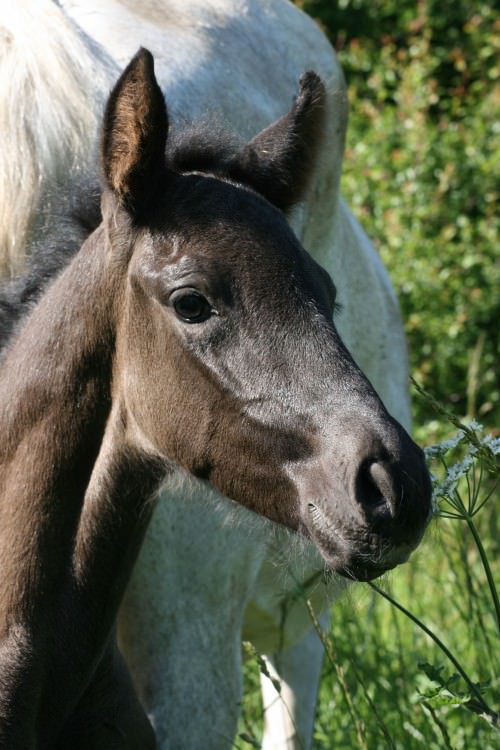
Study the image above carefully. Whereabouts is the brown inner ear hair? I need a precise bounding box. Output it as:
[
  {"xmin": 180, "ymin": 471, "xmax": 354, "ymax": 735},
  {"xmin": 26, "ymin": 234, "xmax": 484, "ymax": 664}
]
[{"xmin": 101, "ymin": 48, "xmax": 168, "ymax": 218}]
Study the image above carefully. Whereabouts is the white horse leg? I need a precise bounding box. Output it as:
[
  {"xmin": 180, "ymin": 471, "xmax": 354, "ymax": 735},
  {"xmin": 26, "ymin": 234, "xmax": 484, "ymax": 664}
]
[
  {"xmin": 260, "ymin": 612, "xmax": 330, "ymax": 750},
  {"xmin": 121, "ymin": 596, "xmax": 245, "ymax": 749}
]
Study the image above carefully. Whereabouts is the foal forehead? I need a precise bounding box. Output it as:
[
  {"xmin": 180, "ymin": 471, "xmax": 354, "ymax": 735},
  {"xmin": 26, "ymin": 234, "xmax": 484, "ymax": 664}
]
[
  {"xmin": 136, "ymin": 174, "xmax": 336, "ymax": 313},
  {"xmin": 150, "ymin": 174, "xmax": 322, "ymax": 279}
]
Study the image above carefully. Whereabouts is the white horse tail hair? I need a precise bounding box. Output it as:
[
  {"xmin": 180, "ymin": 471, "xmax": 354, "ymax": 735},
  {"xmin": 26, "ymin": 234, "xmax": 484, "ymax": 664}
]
[{"xmin": 0, "ymin": 1, "xmax": 117, "ymax": 278}]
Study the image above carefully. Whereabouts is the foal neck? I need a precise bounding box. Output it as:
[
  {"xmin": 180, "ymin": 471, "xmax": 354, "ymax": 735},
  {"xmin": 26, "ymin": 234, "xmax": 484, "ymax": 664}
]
[
  {"xmin": 0, "ymin": 229, "xmax": 110, "ymax": 578},
  {"xmin": 0, "ymin": 225, "xmax": 164, "ymax": 741}
]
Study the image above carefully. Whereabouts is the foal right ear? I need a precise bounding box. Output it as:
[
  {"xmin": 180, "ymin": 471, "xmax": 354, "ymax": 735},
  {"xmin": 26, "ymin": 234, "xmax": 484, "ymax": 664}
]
[
  {"xmin": 226, "ymin": 72, "xmax": 326, "ymax": 212},
  {"xmin": 101, "ymin": 48, "xmax": 168, "ymax": 220}
]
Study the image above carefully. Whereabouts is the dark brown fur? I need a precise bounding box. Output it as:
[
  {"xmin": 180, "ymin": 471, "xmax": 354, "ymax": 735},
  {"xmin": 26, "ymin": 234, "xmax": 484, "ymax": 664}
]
[{"xmin": 0, "ymin": 49, "xmax": 431, "ymax": 747}]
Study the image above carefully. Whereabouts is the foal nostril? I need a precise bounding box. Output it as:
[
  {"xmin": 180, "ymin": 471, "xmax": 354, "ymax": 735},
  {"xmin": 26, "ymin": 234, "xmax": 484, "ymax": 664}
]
[{"xmin": 356, "ymin": 459, "xmax": 398, "ymax": 519}]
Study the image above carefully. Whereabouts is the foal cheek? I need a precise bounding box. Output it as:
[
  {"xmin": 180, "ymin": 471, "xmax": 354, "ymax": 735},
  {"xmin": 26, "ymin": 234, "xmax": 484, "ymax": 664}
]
[
  {"xmin": 119, "ymin": 315, "xmax": 214, "ymax": 471},
  {"xmin": 202, "ymin": 413, "xmax": 304, "ymax": 527},
  {"xmin": 121, "ymin": 293, "xmax": 304, "ymax": 524}
]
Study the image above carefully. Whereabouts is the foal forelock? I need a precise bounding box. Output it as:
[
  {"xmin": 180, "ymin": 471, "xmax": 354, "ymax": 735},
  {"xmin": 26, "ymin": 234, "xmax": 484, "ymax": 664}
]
[{"xmin": 0, "ymin": 0, "xmax": 116, "ymax": 278}]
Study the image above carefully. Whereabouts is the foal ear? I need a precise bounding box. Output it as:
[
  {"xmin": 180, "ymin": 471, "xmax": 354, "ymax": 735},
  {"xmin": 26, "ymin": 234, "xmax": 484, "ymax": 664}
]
[
  {"xmin": 101, "ymin": 48, "xmax": 168, "ymax": 219},
  {"xmin": 227, "ymin": 72, "xmax": 326, "ymax": 212}
]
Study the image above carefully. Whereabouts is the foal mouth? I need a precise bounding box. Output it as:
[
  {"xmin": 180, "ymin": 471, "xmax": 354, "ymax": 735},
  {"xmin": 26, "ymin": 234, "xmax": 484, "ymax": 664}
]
[{"xmin": 303, "ymin": 502, "xmax": 408, "ymax": 582}]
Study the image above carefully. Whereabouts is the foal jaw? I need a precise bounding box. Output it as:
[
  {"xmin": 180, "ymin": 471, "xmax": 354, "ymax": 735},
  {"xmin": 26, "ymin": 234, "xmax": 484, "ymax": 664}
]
[{"xmin": 303, "ymin": 502, "xmax": 409, "ymax": 582}]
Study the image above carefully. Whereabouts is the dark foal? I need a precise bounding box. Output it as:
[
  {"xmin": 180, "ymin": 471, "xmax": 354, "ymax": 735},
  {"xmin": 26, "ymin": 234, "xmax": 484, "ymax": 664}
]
[{"xmin": 0, "ymin": 50, "xmax": 431, "ymax": 747}]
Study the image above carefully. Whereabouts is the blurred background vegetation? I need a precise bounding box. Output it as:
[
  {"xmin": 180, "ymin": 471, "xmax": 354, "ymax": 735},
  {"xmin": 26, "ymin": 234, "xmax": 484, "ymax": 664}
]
[
  {"xmin": 297, "ymin": 0, "xmax": 499, "ymax": 443},
  {"xmin": 241, "ymin": 3, "xmax": 499, "ymax": 748}
]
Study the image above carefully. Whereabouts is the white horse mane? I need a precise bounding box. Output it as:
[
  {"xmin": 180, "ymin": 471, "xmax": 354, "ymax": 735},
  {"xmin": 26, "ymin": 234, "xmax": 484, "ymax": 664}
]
[{"xmin": 0, "ymin": 1, "xmax": 115, "ymax": 277}]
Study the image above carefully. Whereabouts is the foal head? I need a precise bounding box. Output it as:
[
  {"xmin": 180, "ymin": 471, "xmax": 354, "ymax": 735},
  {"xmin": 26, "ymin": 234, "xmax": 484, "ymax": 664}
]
[{"xmin": 102, "ymin": 49, "xmax": 431, "ymax": 581}]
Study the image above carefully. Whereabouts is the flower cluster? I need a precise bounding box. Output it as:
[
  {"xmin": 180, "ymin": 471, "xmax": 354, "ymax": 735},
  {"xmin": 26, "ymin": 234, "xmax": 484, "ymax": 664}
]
[{"xmin": 423, "ymin": 421, "xmax": 499, "ymax": 514}]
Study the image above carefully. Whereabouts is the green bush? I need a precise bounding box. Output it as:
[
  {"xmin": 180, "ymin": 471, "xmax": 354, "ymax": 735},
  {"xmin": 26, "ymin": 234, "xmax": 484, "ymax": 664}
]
[{"xmin": 297, "ymin": 1, "xmax": 500, "ymax": 440}]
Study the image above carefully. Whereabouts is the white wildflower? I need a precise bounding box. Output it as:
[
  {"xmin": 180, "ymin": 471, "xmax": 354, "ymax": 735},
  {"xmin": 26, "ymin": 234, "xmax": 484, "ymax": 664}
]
[
  {"xmin": 424, "ymin": 431, "xmax": 466, "ymax": 459},
  {"xmin": 467, "ymin": 419, "xmax": 484, "ymax": 433},
  {"xmin": 481, "ymin": 434, "xmax": 500, "ymax": 456},
  {"xmin": 432, "ymin": 455, "xmax": 474, "ymax": 499}
]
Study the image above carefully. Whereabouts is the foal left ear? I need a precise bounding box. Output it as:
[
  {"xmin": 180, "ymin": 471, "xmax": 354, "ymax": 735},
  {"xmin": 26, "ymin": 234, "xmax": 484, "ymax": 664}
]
[
  {"xmin": 227, "ymin": 72, "xmax": 326, "ymax": 212},
  {"xmin": 101, "ymin": 48, "xmax": 168, "ymax": 219}
]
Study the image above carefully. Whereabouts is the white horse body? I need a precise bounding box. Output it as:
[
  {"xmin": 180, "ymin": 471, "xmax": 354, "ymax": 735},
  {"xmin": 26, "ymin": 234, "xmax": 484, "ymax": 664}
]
[{"xmin": 1, "ymin": 2, "xmax": 410, "ymax": 748}]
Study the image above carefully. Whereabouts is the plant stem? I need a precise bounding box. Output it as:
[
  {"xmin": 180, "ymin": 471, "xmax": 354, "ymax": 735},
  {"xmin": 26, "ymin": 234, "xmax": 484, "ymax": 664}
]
[
  {"xmin": 465, "ymin": 515, "xmax": 500, "ymax": 633},
  {"xmin": 305, "ymin": 600, "xmax": 370, "ymax": 750},
  {"xmin": 422, "ymin": 702, "xmax": 455, "ymax": 750},
  {"xmin": 368, "ymin": 582, "xmax": 499, "ymax": 729}
]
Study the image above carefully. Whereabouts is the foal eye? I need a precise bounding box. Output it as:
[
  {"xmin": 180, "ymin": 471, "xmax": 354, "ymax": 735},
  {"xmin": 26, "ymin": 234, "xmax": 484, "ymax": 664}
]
[{"xmin": 171, "ymin": 289, "xmax": 213, "ymax": 323}]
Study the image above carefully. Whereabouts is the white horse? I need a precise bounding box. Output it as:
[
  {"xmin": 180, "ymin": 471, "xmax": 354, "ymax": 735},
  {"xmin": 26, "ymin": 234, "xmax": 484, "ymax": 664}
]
[{"xmin": 0, "ymin": 2, "xmax": 411, "ymax": 747}]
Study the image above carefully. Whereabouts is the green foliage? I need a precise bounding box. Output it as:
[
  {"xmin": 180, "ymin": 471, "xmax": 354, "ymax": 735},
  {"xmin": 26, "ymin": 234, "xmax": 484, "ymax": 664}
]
[
  {"xmin": 417, "ymin": 661, "xmax": 488, "ymax": 710},
  {"xmin": 296, "ymin": 0, "xmax": 500, "ymax": 438}
]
